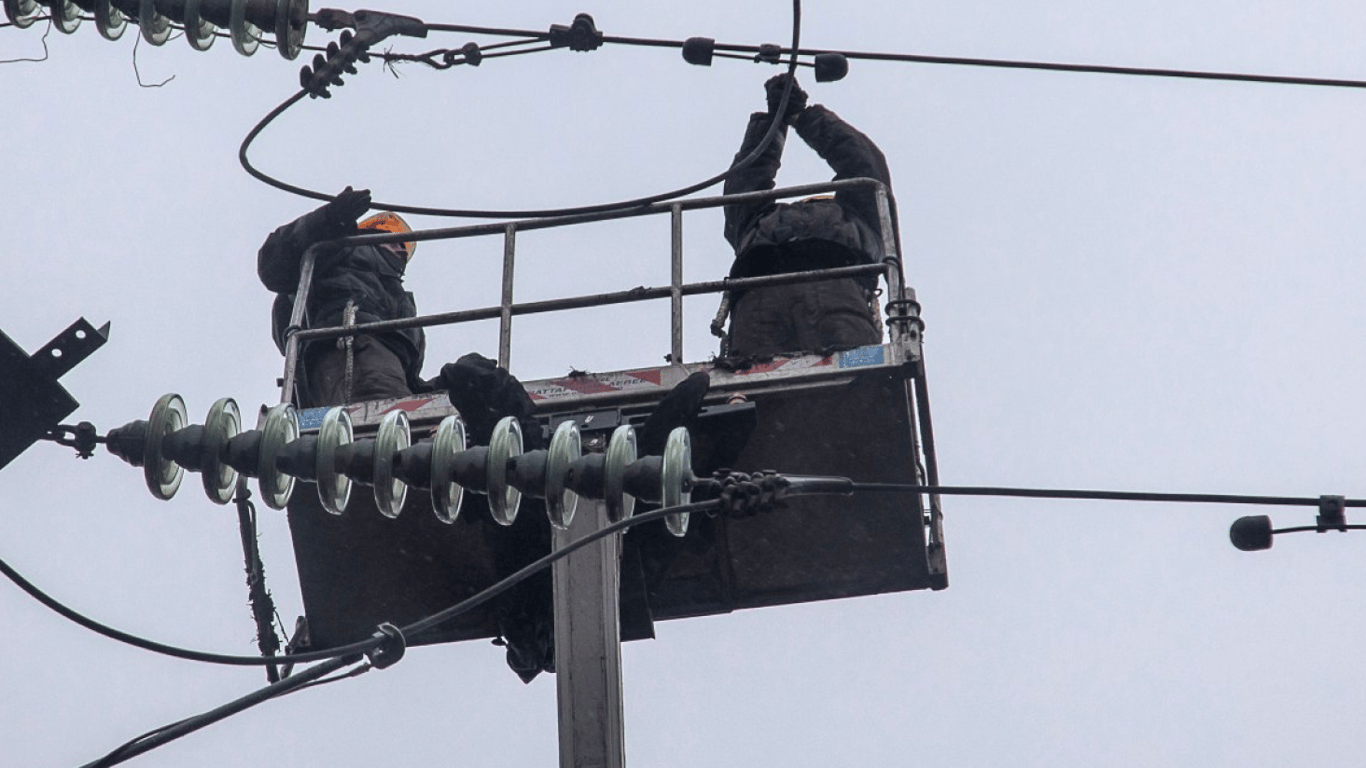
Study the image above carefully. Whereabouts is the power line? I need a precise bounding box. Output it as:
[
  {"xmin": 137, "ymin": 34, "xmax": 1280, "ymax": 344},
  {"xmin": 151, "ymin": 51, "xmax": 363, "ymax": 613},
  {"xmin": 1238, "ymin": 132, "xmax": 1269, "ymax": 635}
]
[
  {"xmin": 0, "ymin": 496, "xmax": 723, "ymax": 668},
  {"xmin": 72, "ymin": 497, "xmax": 723, "ymax": 766},
  {"xmin": 238, "ymin": 0, "xmax": 806, "ymax": 218},
  {"xmin": 82, "ymin": 652, "xmax": 368, "ymax": 768},
  {"xmin": 849, "ymin": 483, "xmax": 1366, "ymax": 508},
  {"xmin": 403, "ymin": 19, "xmax": 1366, "ymax": 91}
]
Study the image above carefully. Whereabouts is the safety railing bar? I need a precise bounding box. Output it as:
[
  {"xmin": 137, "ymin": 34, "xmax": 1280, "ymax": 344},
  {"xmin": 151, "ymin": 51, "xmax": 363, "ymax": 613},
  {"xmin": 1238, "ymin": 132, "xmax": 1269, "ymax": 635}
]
[
  {"xmin": 290, "ymin": 264, "xmax": 889, "ymax": 342},
  {"xmin": 279, "ymin": 243, "xmax": 322, "ymax": 403},
  {"xmin": 281, "ymin": 178, "xmax": 902, "ymax": 399},
  {"xmin": 670, "ymin": 204, "xmax": 685, "ymax": 363},
  {"xmin": 499, "ymin": 223, "xmax": 517, "ymax": 369}
]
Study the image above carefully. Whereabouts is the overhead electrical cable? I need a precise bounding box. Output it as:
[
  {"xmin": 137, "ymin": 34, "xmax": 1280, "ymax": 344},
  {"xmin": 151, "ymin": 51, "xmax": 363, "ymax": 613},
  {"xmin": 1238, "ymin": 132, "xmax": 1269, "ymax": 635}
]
[
  {"xmin": 73, "ymin": 497, "xmax": 724, "ymax": 767},
  {"xmin": 415, "ymin": 20, "xmax": 1366, "ymax": 91},
  {"xmin": 0, "ymin": 498, "xmax": 719, "ymax": 668},
  {"xmin": 238, "ymin": 0, "xmax": 804, "ymax": 218},
  {"xmin": 847, "ymin": 483, "xmax": 1366, "ymax": 508},
  {"xmin": 81, "ymin": 653, "xmax": 368, "ymax": 768},
  {"xmin": 0, "ymin": 552, "xmax": 378, "ymax": 666},
  {"xmin": 57, "ymin": 474, "xmax": 1366, "ymax": 766}
]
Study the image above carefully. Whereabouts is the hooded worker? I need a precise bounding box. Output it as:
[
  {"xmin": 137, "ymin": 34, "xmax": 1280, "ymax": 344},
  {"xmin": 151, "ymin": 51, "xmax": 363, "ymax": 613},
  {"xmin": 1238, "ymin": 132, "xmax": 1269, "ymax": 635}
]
[
  {"xmin": 721, "ymin": 74, "xmax": 890, "ymax": 359},
  {"xmin": 258, "ymin": 187, "xmax": 425, "ymax": 408}
]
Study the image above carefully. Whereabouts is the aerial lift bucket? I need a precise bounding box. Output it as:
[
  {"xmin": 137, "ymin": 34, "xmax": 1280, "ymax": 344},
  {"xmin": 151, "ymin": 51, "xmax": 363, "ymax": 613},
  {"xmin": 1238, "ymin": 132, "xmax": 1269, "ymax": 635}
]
[
  {"xmin": 284, "ymin": 341, "xmax": 945, "ymax": 650},
  {"xmin": 277, "ymin": 178, "xmax": 944, "ymax": 650}
]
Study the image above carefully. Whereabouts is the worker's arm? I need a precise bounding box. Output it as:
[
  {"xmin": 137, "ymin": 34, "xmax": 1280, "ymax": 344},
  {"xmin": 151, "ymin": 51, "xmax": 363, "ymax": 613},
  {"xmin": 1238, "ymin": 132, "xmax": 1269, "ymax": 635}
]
[
  {"xmin": 793, "ymin": 104, "xmax": 892, "ymax": 234},
  {"xmin": 722, "ymin": 112, "xmax": 788, "ymax": 253},
  {"xmin": 257, "ymin": 187, "xmax": 372, "ymax": 294}
]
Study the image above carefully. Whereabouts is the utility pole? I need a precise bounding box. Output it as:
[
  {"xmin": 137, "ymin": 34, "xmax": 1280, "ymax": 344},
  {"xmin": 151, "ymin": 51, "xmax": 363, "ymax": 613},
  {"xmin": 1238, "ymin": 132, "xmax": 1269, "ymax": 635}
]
[{"xmin": 552, "ymin": 497, "xmax": 626, "ymax": 767}]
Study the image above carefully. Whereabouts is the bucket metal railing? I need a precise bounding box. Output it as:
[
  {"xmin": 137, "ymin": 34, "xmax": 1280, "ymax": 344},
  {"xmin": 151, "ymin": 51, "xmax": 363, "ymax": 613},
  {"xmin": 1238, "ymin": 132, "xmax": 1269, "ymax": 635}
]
[{"xmin": 277, "ymin": 178, "xmax": 919, "ymax": 404}]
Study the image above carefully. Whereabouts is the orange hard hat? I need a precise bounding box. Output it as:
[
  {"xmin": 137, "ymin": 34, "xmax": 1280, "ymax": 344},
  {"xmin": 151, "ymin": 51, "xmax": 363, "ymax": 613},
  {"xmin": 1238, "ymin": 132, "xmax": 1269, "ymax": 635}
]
[{"xmin": 358, "ymin": 211, "xmax": 416, "ymax": 260}]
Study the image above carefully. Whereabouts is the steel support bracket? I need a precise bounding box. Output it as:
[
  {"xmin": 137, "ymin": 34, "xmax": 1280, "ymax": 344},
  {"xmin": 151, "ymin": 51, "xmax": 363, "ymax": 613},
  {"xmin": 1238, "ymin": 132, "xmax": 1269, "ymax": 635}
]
[{"xmin": 0, "ymin": 318, "xmax": 109, "ymax": 470}]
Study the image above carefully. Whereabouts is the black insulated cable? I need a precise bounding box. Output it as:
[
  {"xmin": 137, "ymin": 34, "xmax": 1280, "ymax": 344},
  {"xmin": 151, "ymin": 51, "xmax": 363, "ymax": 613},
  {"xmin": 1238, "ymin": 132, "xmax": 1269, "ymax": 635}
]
[
  {"xmin": 0, "ymin": 496, "xmax": 720, "ymax": 667},
  {"xmin": 238, "ymin": 0, "xmax": 804, "ymax": 219},
  {"xmin": 72, "ymin": 498, "xmax": 721, "ymax": 766},
  {"xmin": 405, "ymin": 18, "xmax": 1366, "ymax": 91},
  {"xmin": 81, "ymin": 652, "xmax": 366, "ymax": 768},
  {"xmin": 0, "ymin": 552, "xmax": 383, "ymax": 666},
  {"xmin": 847, "ymin": 483, "xmax": 1366, "ymax": 508}
]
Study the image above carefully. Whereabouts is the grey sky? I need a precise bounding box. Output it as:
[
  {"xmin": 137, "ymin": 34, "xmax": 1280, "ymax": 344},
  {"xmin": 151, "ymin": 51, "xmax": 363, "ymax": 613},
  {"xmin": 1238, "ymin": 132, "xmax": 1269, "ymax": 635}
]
[{"xmin": 4, "ymin": 1, "xmax": 1366, "ymax": 765}]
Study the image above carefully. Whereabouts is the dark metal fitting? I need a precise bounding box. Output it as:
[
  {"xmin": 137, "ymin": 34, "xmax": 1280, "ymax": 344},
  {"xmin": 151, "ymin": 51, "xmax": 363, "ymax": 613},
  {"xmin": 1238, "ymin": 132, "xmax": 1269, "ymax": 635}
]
[
  {"xmin": 682, "ymin": 37, "xmax": 714, "ymax": 66},
  {"xmin": 366, "ymin": 622, "xmax": 407, "ymax": 669},
  {"xmin": 312, "ymin": 8, "xmax": 356, "ymax": 31},
  {"xmin": 1230, "ymin": 515, "xmax": 1274, "ymax": 551},
  {"xmin": 45, "ymin": 421, "xmax": 102, "ymax": 459},
  {"xmin": 460, "ymin": 41, "xmax": 482, "ymax": 66},
  {"xmin": 105, "ymin": 420, "xmax": 149, "ymax": 468},
  {"xmin": 1317, "ymin": 495, "xmax": 1347, "ymax": 532},
  {"xmin": 548, "ymin": 13, "xmax": 602, "ymax": 52},
  {"xmin": 754, "ymin": 43, "xmax": 783, "ymax": 64},
  {"xmin": 813, "ymin": 52, "xmax": 848, "ymax": 82},
  {"xmin": 352, "ymin": 9, "xmax": 428, "ymax": 40}
]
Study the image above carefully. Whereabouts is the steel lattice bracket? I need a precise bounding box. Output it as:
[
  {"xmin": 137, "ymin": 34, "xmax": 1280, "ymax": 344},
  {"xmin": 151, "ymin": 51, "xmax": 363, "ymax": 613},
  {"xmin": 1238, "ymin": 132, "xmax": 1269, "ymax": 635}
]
[{"xmin": 0, "ymin": 318, "xmax": 109, "ymax": 470}]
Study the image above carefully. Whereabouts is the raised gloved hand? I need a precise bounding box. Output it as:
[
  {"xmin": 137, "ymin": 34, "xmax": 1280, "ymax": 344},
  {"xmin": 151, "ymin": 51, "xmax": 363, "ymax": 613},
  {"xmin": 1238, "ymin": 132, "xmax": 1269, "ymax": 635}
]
[
  {"xmin": 764, "ymin": 73, "xmax": 807, "ymax": 123},
  {"xmin": 319, "ymin": 186, "xmax": 371, "ymax": 236}
]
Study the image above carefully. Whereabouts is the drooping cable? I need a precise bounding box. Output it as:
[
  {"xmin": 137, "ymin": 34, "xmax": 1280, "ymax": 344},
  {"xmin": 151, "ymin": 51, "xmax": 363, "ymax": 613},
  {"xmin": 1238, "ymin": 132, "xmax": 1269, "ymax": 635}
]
[
  {"xmin": 0, "ymin": 15, "xmax": 51, "ymax": 63},
  {"xmin": 0, "ymin": 497, "xmax": 720, "ymax": 667},
  {"xmin": 73, "ymin": 497, "xmax": 721, "ymax": 766},
  {"xmin": 237, "ymin": 0, "xmax": 803, "ymax": 218},
  {"xmin": 81, "ymin": 652, "xmax": 366, "ymax": 768},
  {"xmin": 0, "ymin": 551, "xmax": 380, "ymax": 666},
  {"xmin": 402, "ymin": 499, "xmax": 722, "ymax": 638}
]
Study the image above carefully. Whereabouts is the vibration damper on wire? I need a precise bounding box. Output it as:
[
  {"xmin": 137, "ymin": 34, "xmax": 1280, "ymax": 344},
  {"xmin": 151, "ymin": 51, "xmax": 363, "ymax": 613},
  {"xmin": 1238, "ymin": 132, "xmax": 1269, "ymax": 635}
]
[{"xmin": 681, "ymin": 37, "xmax": 849, "ymax": 82}]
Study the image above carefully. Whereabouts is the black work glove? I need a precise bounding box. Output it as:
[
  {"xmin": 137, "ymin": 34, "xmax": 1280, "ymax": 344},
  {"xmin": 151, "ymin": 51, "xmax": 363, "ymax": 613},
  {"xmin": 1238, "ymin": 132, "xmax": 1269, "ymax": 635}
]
[
  {"xmin": 318, "ymin": 186, "xmax": 371, "ymax": 236},
  {"xmin": 764, "ymin": 73, "xmax": 807, "ymax": 123},
  {"xmin": 638, "ymin": 371, "xmax": 710, "ymax": 456},
  {"xmin": 439, "ymin": 352, "xmax": 544, "ymax": 449}
]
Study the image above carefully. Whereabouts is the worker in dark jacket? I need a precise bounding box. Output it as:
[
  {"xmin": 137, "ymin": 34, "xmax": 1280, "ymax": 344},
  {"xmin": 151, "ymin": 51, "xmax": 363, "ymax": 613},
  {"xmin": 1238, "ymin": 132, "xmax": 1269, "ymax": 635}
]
[
  {"xmin": 722, "ymin": 74, "xmax": 890, "ymax": 358},
  {"xmin": 258, "ymin": 187, "xmax": 425, "ymax": 407}
]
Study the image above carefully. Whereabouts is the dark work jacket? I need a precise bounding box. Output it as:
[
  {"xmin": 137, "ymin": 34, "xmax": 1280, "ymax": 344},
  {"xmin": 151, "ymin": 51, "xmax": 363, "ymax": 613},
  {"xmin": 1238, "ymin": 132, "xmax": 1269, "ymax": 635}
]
[
  {"xmin": 723, "ymin": 104, "xmax": 893, "ymax": 289},
  {"xmin": 258, "ymin": 207, "xmax": 426, "ymax": 391}
]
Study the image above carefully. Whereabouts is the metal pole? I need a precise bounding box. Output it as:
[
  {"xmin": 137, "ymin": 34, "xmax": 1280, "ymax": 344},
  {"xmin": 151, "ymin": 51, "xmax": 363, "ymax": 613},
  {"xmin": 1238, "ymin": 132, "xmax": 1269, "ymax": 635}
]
[
  {"xmin": 874, "ymin": 186, "xmax": 910, "ymax": 346},
  {"xmin": 670, "ymin": 204, "xmax": 684, "ymax": 364},
  {"xmin": 553, "ymin": 497, "xmax": 625, "ymax": 768},
  {"xmin": 499, "ymin": 223, "xmax": 517, "ymax": 369}
]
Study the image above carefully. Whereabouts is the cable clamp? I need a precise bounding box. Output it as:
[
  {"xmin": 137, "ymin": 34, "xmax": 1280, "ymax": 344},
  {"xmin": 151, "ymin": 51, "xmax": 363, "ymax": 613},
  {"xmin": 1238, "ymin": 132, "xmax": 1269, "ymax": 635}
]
[
  {"xmin": 707, "ymin": 469, "xmax": 789, "ymax": 517},
  {"xmin": 1317, "ymin": 495, "xmax": 1347, "ymax": 533},
  {"xmin": 366, "ymin": 623, "xmax": 407, "ymax": 669},
  {"xmin": 42, "ymin": 421, "xmax": 102, "ymax": 459},
  {"xmin": 548, "ymin": 13, "xmax": 603, "ymax": 52},
  {"xmin": 754, "ymin": 43, "xmax": 783, "ymax": 64}
]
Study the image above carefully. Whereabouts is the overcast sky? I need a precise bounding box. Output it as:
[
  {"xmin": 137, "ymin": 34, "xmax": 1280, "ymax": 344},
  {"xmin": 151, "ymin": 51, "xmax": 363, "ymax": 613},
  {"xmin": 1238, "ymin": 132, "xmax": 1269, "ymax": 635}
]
[{"xmin": 5, "ymin": 1, "xmax": 1366, "ymax": 766}]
